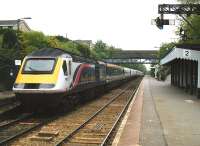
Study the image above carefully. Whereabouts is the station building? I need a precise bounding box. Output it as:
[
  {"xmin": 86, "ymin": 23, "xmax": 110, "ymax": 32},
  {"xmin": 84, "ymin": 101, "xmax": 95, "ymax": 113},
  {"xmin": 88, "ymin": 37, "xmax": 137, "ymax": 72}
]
[
  {"xmin": 0, "ymin": 20, "xmax": 31, "ymax": 32},
  {"xmin": 160, "ymin": 44, "xmax": 200, "ymax": 98}
]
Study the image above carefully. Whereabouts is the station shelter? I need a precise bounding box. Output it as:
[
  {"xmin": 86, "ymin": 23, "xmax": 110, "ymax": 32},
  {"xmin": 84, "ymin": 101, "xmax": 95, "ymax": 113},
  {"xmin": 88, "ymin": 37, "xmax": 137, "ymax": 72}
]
[{"xmin": 160, "ymin": 45, "xmax": 200, "ymax": 98}]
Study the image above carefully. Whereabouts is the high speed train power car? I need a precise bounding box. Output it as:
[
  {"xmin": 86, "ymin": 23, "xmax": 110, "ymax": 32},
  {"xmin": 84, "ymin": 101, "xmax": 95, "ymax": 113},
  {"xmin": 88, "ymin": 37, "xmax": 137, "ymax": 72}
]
[{"xmin": 13, "ymin": 48, "xmax": 143, "ymax": 108}]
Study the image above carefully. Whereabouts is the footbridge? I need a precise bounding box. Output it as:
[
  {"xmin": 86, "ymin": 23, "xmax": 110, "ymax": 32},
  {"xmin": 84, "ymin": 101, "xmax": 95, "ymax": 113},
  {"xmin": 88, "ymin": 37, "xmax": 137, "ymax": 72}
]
[{"xmin": 104, "ymin": 50, "xmax": 159, "ymax": 64}]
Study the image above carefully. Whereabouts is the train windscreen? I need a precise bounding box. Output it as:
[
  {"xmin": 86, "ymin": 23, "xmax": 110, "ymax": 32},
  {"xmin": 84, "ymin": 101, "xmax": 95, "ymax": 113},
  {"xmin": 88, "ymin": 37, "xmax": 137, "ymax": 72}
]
[{"xmin": 22, "ymin": 58, "xmax": 56, "ymax": 74}]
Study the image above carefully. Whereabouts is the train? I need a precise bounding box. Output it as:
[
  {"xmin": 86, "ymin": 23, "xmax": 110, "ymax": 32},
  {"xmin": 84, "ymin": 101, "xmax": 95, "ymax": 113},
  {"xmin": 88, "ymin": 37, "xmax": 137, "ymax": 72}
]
[{"xmin": 13, "ymin": 48, "xmax": 143, "ymax": 108}]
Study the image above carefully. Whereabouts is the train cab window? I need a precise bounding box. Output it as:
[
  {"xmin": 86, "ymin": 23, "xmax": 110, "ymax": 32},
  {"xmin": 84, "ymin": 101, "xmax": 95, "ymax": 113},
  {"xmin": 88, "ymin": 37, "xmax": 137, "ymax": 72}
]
[
  {"xmin": 22, "ymin": 58, "xmax": 56, "ymax": 74},
  {"xmin": 62, "ymin": 61, "xmax": 68, "ymax": 76}
]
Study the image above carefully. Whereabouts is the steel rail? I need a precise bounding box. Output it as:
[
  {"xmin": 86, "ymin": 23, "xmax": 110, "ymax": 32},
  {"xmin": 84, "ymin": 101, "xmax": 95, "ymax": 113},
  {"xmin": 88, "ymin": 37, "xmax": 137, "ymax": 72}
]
[
  {"xmin": 3, "ymin": 82, "xmax": 133, "ymax": 146},
  {"xmin": 0, "ymin": 116, "xmax": 54, "ymax": 145},
  {"xmin": 0, "ymin": 113, "xmax": 33, "ymax": 130},
  {"xmin": 0, "ymin": 104, "xmax": 22, "ymax": 119},
  {"xmin": 55, "ymin": 83, "xmax": 135, "ymax": 146},
  {"xmin": 100, "ymin": 83, "xmax": 140, "ymax": 146},
  {"xmin": 0, "ymin": 121, "xmax": 42, "ymax": 145},
  {"xmin": 0, "ymin": 101, "xmax": 20, "ymax": 115},
  {"xmin": 0, "ymin": 105, "xmax": 86, "ymax": 146}
]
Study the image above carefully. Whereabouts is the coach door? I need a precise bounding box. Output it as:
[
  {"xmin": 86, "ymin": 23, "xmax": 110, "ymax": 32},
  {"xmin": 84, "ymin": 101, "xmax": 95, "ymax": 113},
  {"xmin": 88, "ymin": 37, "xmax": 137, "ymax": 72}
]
[{"xmin": 62, "ymin": 60, "xmax": 68, "ymax": 80}]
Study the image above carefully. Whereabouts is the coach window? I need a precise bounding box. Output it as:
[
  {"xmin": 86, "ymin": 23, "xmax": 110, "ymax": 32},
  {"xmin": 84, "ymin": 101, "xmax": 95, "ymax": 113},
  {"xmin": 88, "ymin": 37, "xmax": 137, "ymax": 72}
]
[
  {"xmin": 81, "ymin": 68, "xmax": 87, "ymax": 82},
  {"xmin": 91, "ymin": 68, "xmax": 95, "ymax": 81},
  {"xmin": 62, "ymin": 60, "xmax": 68, "ymax": 76}
]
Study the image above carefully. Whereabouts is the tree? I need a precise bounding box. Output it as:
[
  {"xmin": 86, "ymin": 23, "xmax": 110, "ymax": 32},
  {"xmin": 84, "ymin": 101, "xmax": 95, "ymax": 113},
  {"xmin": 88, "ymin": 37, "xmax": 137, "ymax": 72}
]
[
  {"xmin": 47, "ymin": 36, "xmax": 60, "ymax": 48},
  {"xmin": 75, "ymin": 42, "xmax": 91, "ymax": 57},
  {"xmin": 178, "ymin": 15, "xmax": 200, "ymax": 42},
  {"xmin": 155, "ymin": 43, "xmax": 174, "ymax": 81},
  {"xmin": 55, "ymin": 35, "xmax": 70, "ymax": 42},
  {"xmin": 2, "ymin": 29, "xmax": 18, "ymax": 49},
  {"xmin": 158, "ymin": 43, "xmax": 175, "ymax": 59},
  {"xmin": 93, "ymin": 40, "xmax": 108, "ymax": 59},
  {"xmin": 92, "ymin": 40, "xmax": 120, "ymax": 59},
  {"xmin": 93, "ymin": 40, "xmax": 107, "ymax": 52},
  {"xmin": 0, "ymin": 29, "xmax": 19, "ymax": 60},
  {"xmin": 176, "ymin": 0, "xmax": 200, "ymax": 43},
  {"xmin": 22, "ymin": 31, "xmax": 48, "ymax": 49},
  {"xmin": 107, "ymin": 46, "xmax": 121, "ymax": 58},
  {"xmin": 58, "ymin": 41, "xmax": 80, "ymax": 55}
]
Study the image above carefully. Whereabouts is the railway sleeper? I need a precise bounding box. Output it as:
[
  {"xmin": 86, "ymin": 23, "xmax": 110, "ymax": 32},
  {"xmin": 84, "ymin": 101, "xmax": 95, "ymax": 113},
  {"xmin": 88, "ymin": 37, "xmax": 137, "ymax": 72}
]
[{"xmin": 30, "ymin": 130, "xmax": 59, "ymax": 142}]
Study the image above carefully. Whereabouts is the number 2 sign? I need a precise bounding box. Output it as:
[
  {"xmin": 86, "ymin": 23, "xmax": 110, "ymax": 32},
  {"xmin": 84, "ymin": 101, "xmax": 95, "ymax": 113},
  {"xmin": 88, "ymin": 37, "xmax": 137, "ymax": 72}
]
[{"xmin": 183, "ymin": 50, "xmax": 191, "ymax": 57}]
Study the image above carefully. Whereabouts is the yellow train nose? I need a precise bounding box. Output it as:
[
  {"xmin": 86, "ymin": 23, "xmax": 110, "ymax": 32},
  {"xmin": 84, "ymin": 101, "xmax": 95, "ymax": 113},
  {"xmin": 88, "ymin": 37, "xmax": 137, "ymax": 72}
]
[{"xmin": 15, "ymin": 58, "xmax": 62, "ymax": 84}]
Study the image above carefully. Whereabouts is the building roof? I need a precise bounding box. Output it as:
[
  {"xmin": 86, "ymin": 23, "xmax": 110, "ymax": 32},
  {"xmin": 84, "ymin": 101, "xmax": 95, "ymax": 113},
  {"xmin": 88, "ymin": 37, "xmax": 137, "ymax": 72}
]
[
  {"xmin": 160, "ymin": 47, "xmax": 200, "ymax": 65},
  {"xmin": 0, "ymin": 20, "xmax": 31, "ymax": 31},
  {"xmin": 0, "ymin": 20, "xmax": 18, "ymax": 26},
  {"xmin": 175, "ymin": 44, "xmax": 200, "ymax": 51}
]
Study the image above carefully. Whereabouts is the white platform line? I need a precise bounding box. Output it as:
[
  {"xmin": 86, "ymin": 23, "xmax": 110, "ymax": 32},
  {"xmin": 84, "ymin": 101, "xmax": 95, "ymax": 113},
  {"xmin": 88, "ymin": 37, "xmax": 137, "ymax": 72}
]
[{"xmin": 112, "ymin": 80, "xmax": 143, "ymax": 146}]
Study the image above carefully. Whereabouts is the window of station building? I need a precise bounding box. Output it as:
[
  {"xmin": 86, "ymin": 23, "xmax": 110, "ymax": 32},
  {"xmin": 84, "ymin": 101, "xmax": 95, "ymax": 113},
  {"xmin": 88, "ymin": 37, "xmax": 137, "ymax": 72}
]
[{"xmin": 62, "ymin": 60, "xmax": 68, "ymax": 76}]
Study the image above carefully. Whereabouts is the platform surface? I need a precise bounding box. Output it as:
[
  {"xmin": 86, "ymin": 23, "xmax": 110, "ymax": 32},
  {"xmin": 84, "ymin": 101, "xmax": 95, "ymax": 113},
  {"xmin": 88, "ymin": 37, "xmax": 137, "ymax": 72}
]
[{"xmin": 114, "ymin": 76, "xmax": 200, "ymax": 146}]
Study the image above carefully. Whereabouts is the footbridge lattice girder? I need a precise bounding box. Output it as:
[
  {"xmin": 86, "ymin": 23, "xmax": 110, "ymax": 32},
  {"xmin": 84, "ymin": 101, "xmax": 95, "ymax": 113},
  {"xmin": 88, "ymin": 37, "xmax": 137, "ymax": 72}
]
[{"xmin": 104, "ymin": 50, "xmax": 159, "ymax": 64}]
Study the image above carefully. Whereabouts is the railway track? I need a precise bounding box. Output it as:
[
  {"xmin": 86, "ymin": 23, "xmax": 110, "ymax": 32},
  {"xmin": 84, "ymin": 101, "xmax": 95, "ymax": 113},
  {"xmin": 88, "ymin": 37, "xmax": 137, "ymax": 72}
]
[
  {"xmin": 8, "ymin": 78, "xmax": 141, "ymax": 146},
  {"xmin": 0, "ymin": 113, "xmax": 45, "ymax": 145},
  {"xmin": 56, "ymin": 80, "xmax": 139, "ymax": 146},
  {"xmin": 0, "ymin": 113, "xmax": 33, "ymax": 130},
  {"xmin": 0, "ymin": 100, "xmax": 20, "ymax": 115}
]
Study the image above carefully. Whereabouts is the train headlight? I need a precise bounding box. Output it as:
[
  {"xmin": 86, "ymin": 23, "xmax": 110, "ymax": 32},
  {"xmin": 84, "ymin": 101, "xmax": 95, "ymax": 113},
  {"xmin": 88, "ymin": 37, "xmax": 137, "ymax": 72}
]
[
  {"xmin": 39, "ymin": 84, "xmax": 55, "ymax": 89},
  {"xmin": 14, "ymin": 83, "xmax": 25, "ymax": 88}
]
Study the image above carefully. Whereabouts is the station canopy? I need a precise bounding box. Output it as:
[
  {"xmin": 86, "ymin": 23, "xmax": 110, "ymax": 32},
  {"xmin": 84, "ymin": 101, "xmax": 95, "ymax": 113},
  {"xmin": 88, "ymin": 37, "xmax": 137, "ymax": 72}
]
[{"xmin": 160, "ymin": 44, "xmax": 200, "ymax": 65}]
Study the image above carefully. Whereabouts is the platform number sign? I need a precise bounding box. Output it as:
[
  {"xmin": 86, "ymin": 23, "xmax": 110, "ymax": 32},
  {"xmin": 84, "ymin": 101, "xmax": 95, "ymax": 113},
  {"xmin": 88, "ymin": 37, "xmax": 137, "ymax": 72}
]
[{"xmin": 183, "ymin": 50, "xmax": 191, "ymax": 58}]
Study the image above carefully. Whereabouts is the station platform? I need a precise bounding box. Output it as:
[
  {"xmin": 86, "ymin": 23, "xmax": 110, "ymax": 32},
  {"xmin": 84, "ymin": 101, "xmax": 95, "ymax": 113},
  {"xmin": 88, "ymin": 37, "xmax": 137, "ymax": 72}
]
[{"xmin": 112, "ymin": 76, "xmax": 200, "ymax": 146}]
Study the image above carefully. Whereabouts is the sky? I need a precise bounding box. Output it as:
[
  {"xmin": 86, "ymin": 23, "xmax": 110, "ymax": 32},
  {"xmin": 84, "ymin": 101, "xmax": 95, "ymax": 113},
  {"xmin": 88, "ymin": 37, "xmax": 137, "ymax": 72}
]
[{"xmin": 0, "ymin": 0, "xmax": 179, "ymax": 50}]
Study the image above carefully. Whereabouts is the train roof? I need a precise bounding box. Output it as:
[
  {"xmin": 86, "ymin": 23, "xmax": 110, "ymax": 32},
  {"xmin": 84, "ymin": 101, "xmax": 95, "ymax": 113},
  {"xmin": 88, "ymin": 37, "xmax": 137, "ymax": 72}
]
[
  {"xmin": 28, "ymin": 48, "xmax": 68, "ymax": 57},
  {"xmin": 106, "ymin": 63, "xmax": 123, "ymax": 69},
  {"xmin": 28, "ymin": 48, "xmax": 97, "ymax": 64}
]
